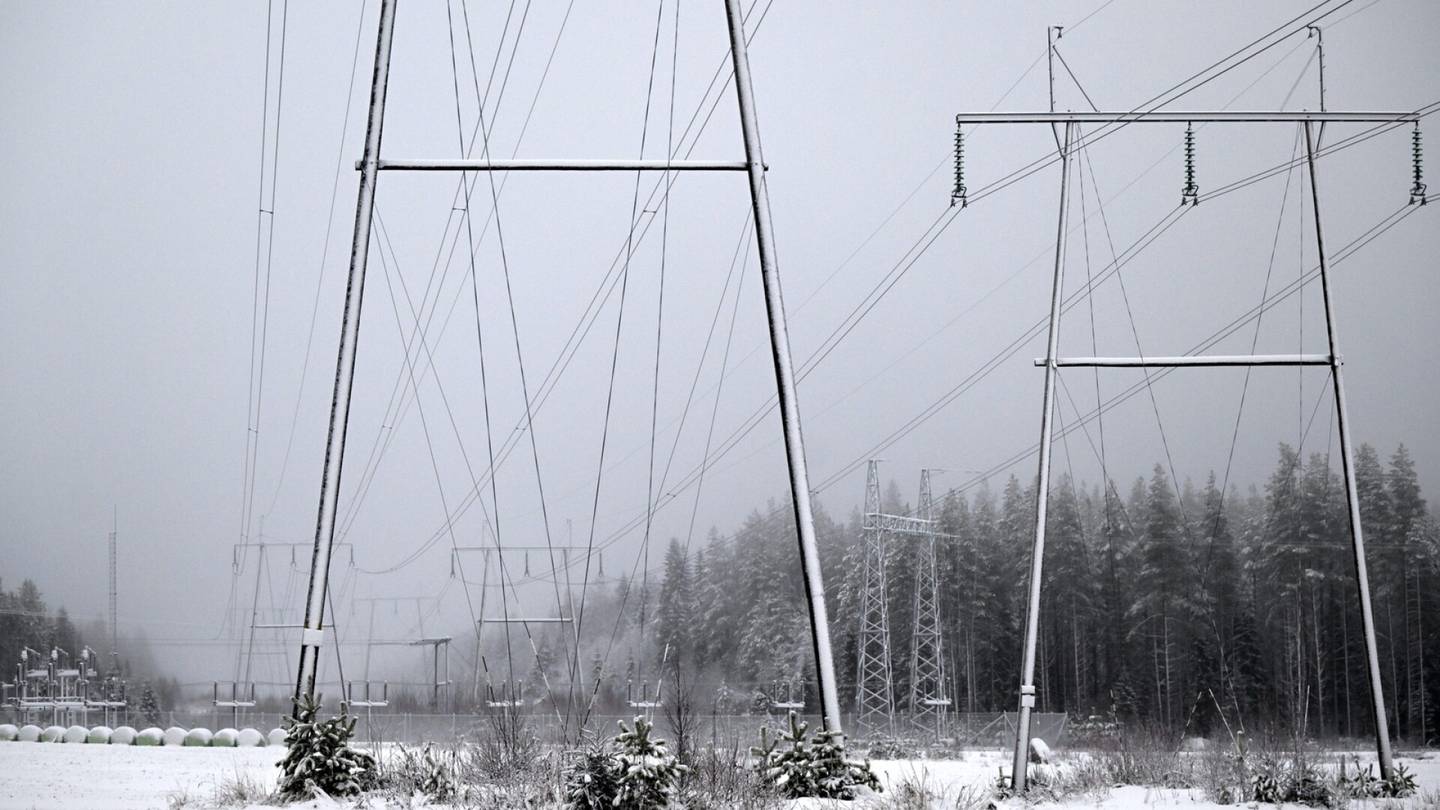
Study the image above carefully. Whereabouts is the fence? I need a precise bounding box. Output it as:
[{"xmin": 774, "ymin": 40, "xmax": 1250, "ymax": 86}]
[{"xmin": 2, "ymin": 705, "xmax": 1067, "ymax": 750}]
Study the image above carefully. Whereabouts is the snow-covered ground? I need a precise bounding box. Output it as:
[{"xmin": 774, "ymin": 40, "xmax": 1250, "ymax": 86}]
[
  {"xmin": 0, "ymin": 742, "xmax": 1436, "ymax": 809},
  {"xmin": 0, "ymin": 742, "xmax": 284, "ymax": 810}
]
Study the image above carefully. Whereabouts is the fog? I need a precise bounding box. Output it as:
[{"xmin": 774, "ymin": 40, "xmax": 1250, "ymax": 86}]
[{"xmin": 2, "ymin": 1, "xmax": 1437, "ymax": 692}]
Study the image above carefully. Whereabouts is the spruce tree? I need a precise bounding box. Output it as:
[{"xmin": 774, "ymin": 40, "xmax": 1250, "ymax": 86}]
[{"xmin": 655, "ymin": 538, "xmax": 693, "ymax": 669}]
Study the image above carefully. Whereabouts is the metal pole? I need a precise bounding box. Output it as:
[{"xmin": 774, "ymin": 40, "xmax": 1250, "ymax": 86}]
[
  {"xmin": 1012, "ymin": 122, "xmax": 1074, "ymax": 791},
  {"xmin": 293, "ymin": 0, "xmax": 397, "ymax": 718},
  {"xmin": 723, "ymin": 0, "xmax": 842, "ymax": 736},
  {"xmin": 1303, "ymin": 121, "xmax": 1393, "ymax": 777}
]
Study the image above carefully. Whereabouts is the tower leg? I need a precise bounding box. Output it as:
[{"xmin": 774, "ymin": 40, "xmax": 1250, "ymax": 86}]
[
  {"xmin": 294, "ymin": 0, "xmax": 397, "ymax": 717},
  {"xmin": 909, "ymin": 470, "xmax": 947, "ymax": 738},
  {"xmin": 724, "ymin": 0, "xmax": 841, "ymax": 735},
  {"xmin": 855, "ymin": 461, "xmax": 894, "ymax": 733},
  {"xmin": 1303, "ymin": 121, "xmax": 1393, "ymax": 777},
  {"xmin": 1012, "ymin": 122, "xmax": 1074, "ymax": 791}
]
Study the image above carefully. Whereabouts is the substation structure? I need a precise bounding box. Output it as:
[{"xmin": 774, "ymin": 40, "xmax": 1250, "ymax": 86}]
[
  {"xmin": 854, "ymin": 462, "xmax": 951, "ymax": 736},
  {"xmin": 350, "ymin": 594, "xmax": 448, "ymax": 712},
  {"xmin": 1, "ymin": 646, "xmax": 127, "ymax": 727},
  {"xmin": 951, "ymin": 107, "xmax": 1425, "ymax": 790},
  {"xmin": 452, "ymin": 544, "xmax": 582, "ymax": 712}
]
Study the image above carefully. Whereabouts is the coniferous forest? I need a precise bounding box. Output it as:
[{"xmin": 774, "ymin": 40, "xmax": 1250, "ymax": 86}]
[{"xmin": 616, "ymin": 442, "xmax": 1438, "ymax": 743}]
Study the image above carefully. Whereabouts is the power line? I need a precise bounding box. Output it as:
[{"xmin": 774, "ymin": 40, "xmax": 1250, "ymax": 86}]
[{"xmin": 238, "ymin": 0, "xmax": 290, "ymax": 549}]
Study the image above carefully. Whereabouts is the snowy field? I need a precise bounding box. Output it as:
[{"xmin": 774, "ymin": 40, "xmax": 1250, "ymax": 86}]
[
  {"xmin": 0, "ymin": 742, "xmax": 1437, "ymax": 809},
  {"xmin": 0, "ymin": 742, "xmax": 283, "ymax": 809}
]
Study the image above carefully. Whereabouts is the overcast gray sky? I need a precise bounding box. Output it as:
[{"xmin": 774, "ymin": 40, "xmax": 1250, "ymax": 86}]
[{"xmin": 3, "ymin": 1, "xmax": 1437, "ymax": 687}]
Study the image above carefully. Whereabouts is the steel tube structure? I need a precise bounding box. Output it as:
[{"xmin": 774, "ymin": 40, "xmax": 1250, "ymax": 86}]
[
  {"xmin": 956, "ymin": 110, "xmax": 1418, "ymax": 124},
  {"xmin": 1035, "ymin": 353, "xmax": 1332, "ymax": 367},
  {"xmin": 1304, "ymin": 121, "xmax": 1394, "ymax": 778},
  {"xmin": 990, "ymin": 107, "xmax": 1400, "ymax": 789},
  {"xmin": 1012, "ymin": 122, "xmax": 1074, "ymax": 791},
  {"xmin": 298, "ymin": 0, "xmax": 842, "ymax": 739},
  {"xmin": 368, "ymin": 158, "xmax": 751, "ymax": 172},
  {"xmin": 293, "ymin": 0, "xmax": 396, "ymax": 718},
  {"xmin": 725, "ymin": 0, "xmax": 842, "ymax": 736}
]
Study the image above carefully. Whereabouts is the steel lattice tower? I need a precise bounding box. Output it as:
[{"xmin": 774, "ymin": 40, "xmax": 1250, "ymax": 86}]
[
  {"xmin": 854, "ymin": 460, "xmax": 894, "ymax": 732},
  {"xmin": 907, "ymin": 470, "xmax": 949, "ymax": 735}
]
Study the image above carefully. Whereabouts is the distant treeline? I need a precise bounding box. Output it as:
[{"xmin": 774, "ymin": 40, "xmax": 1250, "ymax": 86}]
[
  {"xmin": 0, "ymin": 579, "xmax": 89, "ymax": 674},
  {"xmin": 580, "ymin": 442, "xmax": 1437, "ymax": 742}
]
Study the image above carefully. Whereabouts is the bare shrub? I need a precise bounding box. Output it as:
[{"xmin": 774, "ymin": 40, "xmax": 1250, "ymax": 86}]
[
  {"xmin": 207, "ymin": 769, "xmax": 280, "ymax": 807},
  {"xmin": 681, "ymin": 739, "xmax": 778, "ymax": 809}
]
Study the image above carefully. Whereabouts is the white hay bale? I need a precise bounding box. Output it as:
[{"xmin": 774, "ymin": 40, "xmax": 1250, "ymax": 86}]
[
  {"xmin": 1029, "ymin": 737, "xmax": 1052, "ymax": 763},
  {"xmin": 212, "ymin": 728, "xmax": 239, "ymax": 747},
  {"xmin": 0, "ymin": 724, "xmax": 17, "ymax": 741},
  {"xmin": 63, "ymin": 725, "xmax": 89, "ymax": 743},
  {"xmin": 41, "ymin": 726, "xmax": 66, "ymax": 743},
  {"xmin": 183, "ymin": 727, "xmax": 213, "ymax": 747},
  {"xmin": 267, "ymin": 728, "xmax": 286, "ymax": 746},
  {"xmin": 18, "ymin": 725, "xmax": 43, "ymax": 742},
  {"xmin": 236, "ymin": 728, "xmax": 265, "ymax": 747},
  {"xmin": 110, "ymin": 726, "xmax": 138, "ymax": 745},
  {"xmin": 135, "ymin": 727, "xmax": 164, "ymax": 746},
  {"xmin": 1181, "ymin": 736, "xmax": 1209, "ymax": 752},
  {"xmin": 86, "ymin": 726, "xmax": 113, "ymax": 744},
  {"xmin": 162, "ymin": 726, "xmax": 187, "ymax": 746}
]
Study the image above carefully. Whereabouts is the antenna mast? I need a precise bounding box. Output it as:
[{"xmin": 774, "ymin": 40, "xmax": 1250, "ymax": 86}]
[{"xmin": 109, "ymin": 508, "xmax": 118, "ymax": 668}]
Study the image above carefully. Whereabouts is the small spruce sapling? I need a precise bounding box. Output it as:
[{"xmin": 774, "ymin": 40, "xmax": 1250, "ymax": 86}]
[
  {"xmin": 752, "ymin": 711, "xmax": 881, "ymax": 800},
  {"xmin": 564, "ymin": 740, "xmax": 624, "ymax": 810},
  {"xmin": 614, "ymin": 716, "xmax": 687, "ymax": 807},
  {"xmin": 277, "ymin": 694, "xmax": 378, "ymax": 800},
  {"xmin": 564, "ymin": 716, "xmax": 687, "ymax": 809}
]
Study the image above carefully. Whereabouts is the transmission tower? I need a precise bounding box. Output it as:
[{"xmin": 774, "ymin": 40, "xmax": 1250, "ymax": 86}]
[
  {"xmin": 293, "ymin": 0, "xmax": 841, "ymax": 734},
  {"xmin": 952, "ymin": 104, "xmax": 1423, "ymax": 789},
  {"xmin": 854, "ymin": 462, "xmax": 951, "ymax": 735},
  {"xmin": 907, "ymin": 470, "xmax": 949, "ymax": 736},
  {"xmin": 853, "ymin": 460, "xmax": 894, "ymax": 732}
]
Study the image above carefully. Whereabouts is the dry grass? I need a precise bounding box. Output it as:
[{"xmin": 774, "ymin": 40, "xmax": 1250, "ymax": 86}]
[{"xmin": 207, "ymin": 769, "xmax": 282, "ymax": 807}]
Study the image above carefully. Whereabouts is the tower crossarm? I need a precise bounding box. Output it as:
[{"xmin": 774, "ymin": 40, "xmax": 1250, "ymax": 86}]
[
  {"xmin": 955, "ymin": 110, "xmax": 1418, "ymax": 125},
  {"xmin": 864, "ymin": 513, "xmax": 936, "ymax": 535}
]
